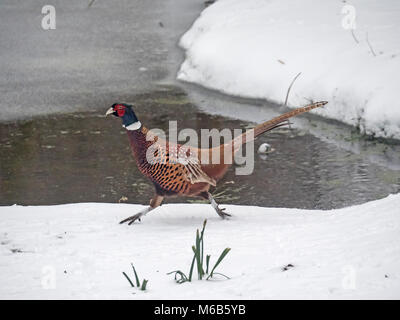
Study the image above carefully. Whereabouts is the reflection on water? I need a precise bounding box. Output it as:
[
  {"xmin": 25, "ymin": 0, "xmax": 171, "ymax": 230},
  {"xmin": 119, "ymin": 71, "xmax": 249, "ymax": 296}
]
[{"xmin": 0, "ymin": 87, "xmax": 399, "ymax": 209}]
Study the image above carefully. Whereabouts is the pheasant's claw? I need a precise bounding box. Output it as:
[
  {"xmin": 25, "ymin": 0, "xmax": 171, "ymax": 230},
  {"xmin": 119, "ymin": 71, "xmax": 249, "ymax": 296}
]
[
  {"xmin": 216, "ymin": 207, "xmax": 231, "ymax": 219},
  {"xmin": 120, "ymin": 206, "xmax": 152, "ymax": 225},
  {"xmin": 119, "ymin": 216, "xmax": 131, "ymax": 224},
  {"xmin": 120, "ymin": 213, "xmax": 143, "ymax": 225},
  {"xmin": 128, "ymin": 218, "xmax": 138, "ymax": 225}
]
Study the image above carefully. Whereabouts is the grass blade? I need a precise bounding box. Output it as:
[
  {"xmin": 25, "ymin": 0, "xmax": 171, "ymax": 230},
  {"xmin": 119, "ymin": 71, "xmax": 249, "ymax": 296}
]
[
  {"xmin": 195, "ymin": 229, "xmax": 203, "ymax": 280},
  {"xmin": 131, "ymin": 263, "xmax": 141, "ymax": 287},
  {"xmin": 209, "ymin": 272, "xmax": 230, "ymax": 280},
  {"xmin": 167, "ymin": 270, "xmax": 189, "ymax": 284},
  {"xmin": 141, "ymin": 279, "xmax": 148, "ymax": 290},
  {"xmin": 199, "ymin": 220, "xmax": 207, "ymax": 274},
  {"xmin": 188, "ymin": 250, "xmax": 196, "ymax": 282},
  {"xmin": 206, "ymin": 254, "xmax": 211, "ymax": 274},
  {"xmin": 122, "ymin": 272, "xmax": 135, "ymax": 287},
  {"xmin": 207, "ymin": 248, "xmax": 231, "ymax": 279}
]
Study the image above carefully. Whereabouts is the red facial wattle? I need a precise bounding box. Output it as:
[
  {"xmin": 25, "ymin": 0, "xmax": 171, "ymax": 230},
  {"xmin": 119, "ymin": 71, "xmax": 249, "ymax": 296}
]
[{"xmin": 116, "ymin": 105, "xmax": 126, "ymax": 117}]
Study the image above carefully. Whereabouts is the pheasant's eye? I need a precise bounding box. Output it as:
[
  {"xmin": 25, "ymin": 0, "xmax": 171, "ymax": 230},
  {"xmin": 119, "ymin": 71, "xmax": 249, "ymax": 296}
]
[{"xmin": 115, "ymin": 104, "xmax": 126, "ymax": 117}]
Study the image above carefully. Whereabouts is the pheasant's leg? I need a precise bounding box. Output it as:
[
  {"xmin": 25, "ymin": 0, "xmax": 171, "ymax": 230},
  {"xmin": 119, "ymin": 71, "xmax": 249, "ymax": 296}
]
[
  {"xmin": 120, "ymin": 195, "xmax": 164, "ymax": 225},
  {"xmin": 203, "ymin": 192, "xmax": 231, "ymax": 219}
]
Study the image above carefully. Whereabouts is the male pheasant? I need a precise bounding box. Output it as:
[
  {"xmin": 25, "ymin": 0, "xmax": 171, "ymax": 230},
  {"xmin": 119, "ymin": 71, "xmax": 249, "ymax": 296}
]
[{"xmin": 106, "ymin": 101, "xmax": 327, "ymax": 224}]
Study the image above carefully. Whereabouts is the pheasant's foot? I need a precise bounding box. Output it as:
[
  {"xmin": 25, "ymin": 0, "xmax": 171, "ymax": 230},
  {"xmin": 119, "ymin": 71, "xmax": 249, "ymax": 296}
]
[
  {"xmin": 206, "ymin": 192, "xmax": 232, "ymax": 220},
  {"xmin": 216, "ymin": 206, "xmax": 231, "ymax": 219},
  {"xmin": 120, "ymin": 212, "xmax": 144, "ymax": 225},
  {"xmin": 120, "ymin": 207, "xmax": 151, "ymax": 225}
]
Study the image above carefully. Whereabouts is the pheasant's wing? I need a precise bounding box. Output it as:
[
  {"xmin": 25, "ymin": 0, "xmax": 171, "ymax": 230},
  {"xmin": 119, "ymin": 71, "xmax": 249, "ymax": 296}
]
[
  {"xmin": 169, "ymin": 143, "xmax": 216, "ymax": 186},
  {"xmin": 181, "ymin": 156, "xmax": 216, "ymax": 186},
  {"xmin": 146, "ymin": 139, "xmax": 216, "ymax": 189}
]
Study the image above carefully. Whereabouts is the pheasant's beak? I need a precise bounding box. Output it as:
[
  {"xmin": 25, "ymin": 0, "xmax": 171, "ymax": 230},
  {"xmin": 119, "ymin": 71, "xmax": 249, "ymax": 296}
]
[{"xmin": 105, "ymin": 107, "xmax": 114, "ymax": 116}]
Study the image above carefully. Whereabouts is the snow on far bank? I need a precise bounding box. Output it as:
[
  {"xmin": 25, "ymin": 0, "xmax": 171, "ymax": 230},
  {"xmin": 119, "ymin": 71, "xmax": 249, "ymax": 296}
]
[
  {"xmin": 178, "ymin": 0, "xmax": 400, "ymax": 139},
  {"xmin": 1, "ymin": 194, "xmax": 400, "ymax": 299}
]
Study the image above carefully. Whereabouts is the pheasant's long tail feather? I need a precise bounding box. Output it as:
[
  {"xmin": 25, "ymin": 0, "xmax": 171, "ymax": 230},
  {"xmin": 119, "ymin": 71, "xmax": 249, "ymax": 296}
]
[
  {"xmin": 236, "ymin": 101, "xmax": 328, "ymax": 147},
  {"xmin": 201, "ymin": 101, "xmax": 327, "ymax": 182},
  {"xmin": 254, "ymin": 101, "xmax": 327, "ymax": 138}
]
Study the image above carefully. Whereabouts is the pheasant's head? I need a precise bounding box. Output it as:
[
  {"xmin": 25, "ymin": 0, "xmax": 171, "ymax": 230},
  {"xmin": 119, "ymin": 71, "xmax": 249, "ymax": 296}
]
[{"xmin": 105, "ymin": 103, "xmax": 141, "ymax": 130}]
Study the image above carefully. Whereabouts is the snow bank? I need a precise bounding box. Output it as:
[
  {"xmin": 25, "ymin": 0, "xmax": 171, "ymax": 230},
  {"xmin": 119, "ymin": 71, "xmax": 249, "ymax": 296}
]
[
  {"xmin": 1, "ymin": 194, "xmax": 400, "ymax": 299},
  {"xmin": 178, "ymin": 0, "xmax": 400, "ymax": 139}
]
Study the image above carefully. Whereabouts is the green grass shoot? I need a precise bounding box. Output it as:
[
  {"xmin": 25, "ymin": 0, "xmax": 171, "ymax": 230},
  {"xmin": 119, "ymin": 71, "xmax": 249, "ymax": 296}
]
[
  {"xmin": 168, "ymin": 219, "xmax": 231, "ymax": 283},
  {"xmin": 122, "ymin": 263, "xmax": 148, "ymax": 291}
]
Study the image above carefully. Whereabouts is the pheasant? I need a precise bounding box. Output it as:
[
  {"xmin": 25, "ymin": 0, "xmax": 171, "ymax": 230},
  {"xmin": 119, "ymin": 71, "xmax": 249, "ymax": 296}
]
[{"xmin": 105, "ymin": 101, "xmax": 327, "ymax": 224}]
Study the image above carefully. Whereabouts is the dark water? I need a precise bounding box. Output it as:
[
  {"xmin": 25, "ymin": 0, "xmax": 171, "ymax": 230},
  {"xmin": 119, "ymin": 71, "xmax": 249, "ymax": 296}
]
[
  {"xmin": 1, "ymin": 86, "xmax": 399, "ymax": 209},
  {"xmin": 0, "ymin": 0, "xmax": 203, "ymax": 122}
]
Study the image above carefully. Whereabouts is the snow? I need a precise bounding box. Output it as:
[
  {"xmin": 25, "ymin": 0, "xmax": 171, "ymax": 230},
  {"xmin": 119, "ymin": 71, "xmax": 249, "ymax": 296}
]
[
  {"xmin": 1, "ymin": 194, "xmax": 400, "ymax": 299},
  {"xmin": 178, "ymin": 0, "xmax": 400, "ymax": 139}
]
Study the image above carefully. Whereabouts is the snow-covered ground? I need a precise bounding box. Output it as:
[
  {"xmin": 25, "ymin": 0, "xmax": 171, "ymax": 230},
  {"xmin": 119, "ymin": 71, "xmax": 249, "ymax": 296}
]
[
  {"xmin": 178, "ymin": 0, "xmax": 400, "ymax": 139},
  {"xmin": 1, "ymin": 194, "xmax": 399, "ymax": 299}
]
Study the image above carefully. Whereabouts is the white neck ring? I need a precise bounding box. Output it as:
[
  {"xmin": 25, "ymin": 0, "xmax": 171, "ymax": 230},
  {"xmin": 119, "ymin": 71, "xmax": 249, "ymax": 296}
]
[{"xmin": 123, "ymin": 121, "xmax": 142, "ymax": 131}]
